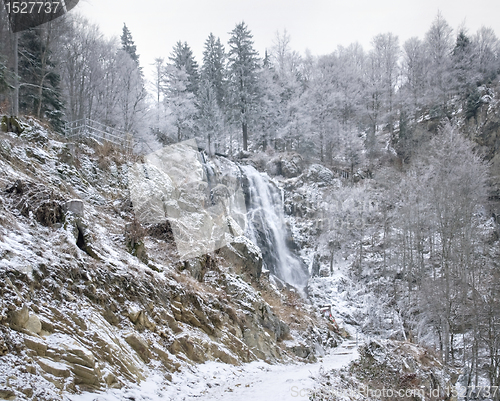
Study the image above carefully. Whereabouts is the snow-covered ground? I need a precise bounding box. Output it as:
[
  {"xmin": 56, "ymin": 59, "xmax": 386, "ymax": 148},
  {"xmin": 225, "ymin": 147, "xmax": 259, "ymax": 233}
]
[{"xmin": 68, "ymin": 340, "xmax": 359, "ymax": 401}]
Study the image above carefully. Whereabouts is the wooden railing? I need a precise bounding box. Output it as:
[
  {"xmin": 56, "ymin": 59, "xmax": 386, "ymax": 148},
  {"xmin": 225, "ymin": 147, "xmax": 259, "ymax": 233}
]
[{"xmin": 65, "ymin": 118, "xmax": 132, "ymax": 151}]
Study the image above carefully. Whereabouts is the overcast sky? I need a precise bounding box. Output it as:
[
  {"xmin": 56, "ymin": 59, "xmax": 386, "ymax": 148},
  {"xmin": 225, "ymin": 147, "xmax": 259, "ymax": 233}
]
[{"xmin": 77, "ymin": 0, "xmax": 500, "ymax": 81}]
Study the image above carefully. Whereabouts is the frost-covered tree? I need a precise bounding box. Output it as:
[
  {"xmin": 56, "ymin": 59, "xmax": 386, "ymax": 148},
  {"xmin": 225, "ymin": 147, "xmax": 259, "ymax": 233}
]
[
  {"xmin": 121, "ymin": 23, "xmax": 139, "ymax": 66},
  {"xmin": 116, "ymin": 50, "xmax": 147, "ymax": 133},
  {"xmin": 266, "ymin": 30, "xmax": 305, "ymax": 151},
  {"xmin": 169, "ymin": 41, "xmax": 199, "ymax": 95},
  {"xmin": 473, "ymin": 26, "xmax": 499, "ymax": 83},
  {"xmin": 162, "ymin": 64, "xmax": 197, "ymax": 143},
  {"xmin": 201, "ymin": 33, "xmax": 226, "ymax": 109},
  {"xmin": 371, "ymin": 33, "xmax": 400, "ymax": 132},
  {"xmin": 452, "ymin": 30, "xmax": 477, "ymax": 96},
  {"xmin": 333, "ymin": 43, "xmax": 365, "ymax": 128},
  {"xmin": 424, "ymin": 12, "xmax": 454, "ymax": 116},
  {"xmin": 227, "ymin": 22, "xmax": 260, "ymax": 151},
  {"xmin": 198, "ymin": 79, "xmax": 224, "ymax": 154},
  {"xmin": 200, "ymin": 34, "xmax": 227, "ymax": 152},
  {"xmin": 401, "ymin": 37, "xmax": 428, "ymax": 116},
  {"xmin": 395, "ymin": 124, "xmax": 489, "ymax": 364}
]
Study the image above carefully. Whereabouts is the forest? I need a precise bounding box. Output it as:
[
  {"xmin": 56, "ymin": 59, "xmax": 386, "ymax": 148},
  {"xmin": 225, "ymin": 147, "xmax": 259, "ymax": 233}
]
[{"xmin": 1, "ymin": 5, "xmax": 500, "ymax": 390}]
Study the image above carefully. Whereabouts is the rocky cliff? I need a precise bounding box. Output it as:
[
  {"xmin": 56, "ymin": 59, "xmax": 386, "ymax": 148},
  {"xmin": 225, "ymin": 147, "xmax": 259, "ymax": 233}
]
[{"xmin": 0, "ymin": 119, "xmax": 341, "ymax": 400}]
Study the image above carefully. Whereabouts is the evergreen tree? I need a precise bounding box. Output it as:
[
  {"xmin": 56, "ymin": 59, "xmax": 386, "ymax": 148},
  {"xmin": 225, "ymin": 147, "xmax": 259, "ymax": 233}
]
[
  {"xmin": 169, "ymin": 41, "xmax": 199, "ymax": 94},
  {"xmin": 18, "ymin": 26, "xmax": 65, "ymax": 131},
  {"xmin": 227, "ymin": 21, "xmax": 260, "ymax": 151},
  {"xmin": 0, "ymin": 57, "xmax": 10, "ymax": 95},
  {"xmin": 121, "ymin": 23, "xmax": 139, "ymax": 65},
  {"xmin": 452, "ymin": 29, "xmax": 477, "ymax": 96},
  {"xmin": 201, "ymin": 33, "xmax": 226, "ymax": 109}
]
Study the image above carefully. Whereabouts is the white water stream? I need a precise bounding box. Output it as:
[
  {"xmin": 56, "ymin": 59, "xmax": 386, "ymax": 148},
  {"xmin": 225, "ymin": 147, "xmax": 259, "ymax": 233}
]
[{"xmin": 241, "ymin": 165, "xmax": 308, "ymax": 290}]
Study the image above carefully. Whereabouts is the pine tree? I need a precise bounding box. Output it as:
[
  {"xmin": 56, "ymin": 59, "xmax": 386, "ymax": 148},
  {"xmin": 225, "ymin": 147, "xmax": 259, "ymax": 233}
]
[
  {"xmin": 227, "ymin": 22, "xmax": 260, "ymax": 151},
  {"xmin": 121, "ymin": 23, "xmax": 139, "ymax": 65},
  {"xmin": 200, "ymin": 34, "xmax": 227, "ymax": 153},
  {"xmin": 201, "ymin": 33, "xmax": 226, "ymax": 109},
  {"xmin": 169, "ymin": 41, "xmax": 199, "ymax": 95},
  {"xmin": 452, "ymin": 30, "xmax": 477, "ymax": 96},
  {"xmin": 18, "ymin": 26, "xmax": 65, "ymax": 131}
]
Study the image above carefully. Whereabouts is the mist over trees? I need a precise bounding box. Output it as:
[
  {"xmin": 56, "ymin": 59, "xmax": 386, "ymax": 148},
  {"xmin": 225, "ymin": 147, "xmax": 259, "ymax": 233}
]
[{"xmin": 1, "ymin": 7, "xmax": 500, "ymax": 387}]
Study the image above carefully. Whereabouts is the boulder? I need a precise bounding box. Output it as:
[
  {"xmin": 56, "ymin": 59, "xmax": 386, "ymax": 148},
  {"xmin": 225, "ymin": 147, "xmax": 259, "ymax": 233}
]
[
  {"xmin": 0, "ymin": 388, "xmax": 16, "ymax": 400},
  {"xmin": 1, "ymin": 115, "xmax": 26, "ymax": 134},
  {"xmin": 217, "ymin": 236, "xmax": 263, "ymax": 280},
  {"xmin": 266, "ymin": 157, "xmax": 282, "ymax": 176},
  {"xmin": 63, "ymin": 199, "xmax": 84, "ymax": 217},
  {"xmin": 306, "ymin": 164, "xmax": 334, "ymax": 184},
  {"xmin": 287, "ymin": 343, "xmax": 313, "ymax": 359},
  {"xmin": 281, "ymin": 153, "xmax": 304, "ymax": 178},
  {"xmin": 8, "ymin": 305, "xmax": 29, "ymax": 329}
]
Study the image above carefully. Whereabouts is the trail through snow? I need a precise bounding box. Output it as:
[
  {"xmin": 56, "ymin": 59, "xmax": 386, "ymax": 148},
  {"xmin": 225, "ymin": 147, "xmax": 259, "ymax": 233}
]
[{"xmin": 68, "ymin": 340, "xmax": 359, "ymax": 401}]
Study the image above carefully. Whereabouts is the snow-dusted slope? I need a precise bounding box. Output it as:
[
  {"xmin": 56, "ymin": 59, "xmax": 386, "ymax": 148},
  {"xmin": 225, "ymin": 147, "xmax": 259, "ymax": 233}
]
[
  {"xmin": 0, "ymin": 119, "xmax": 341, "ymax": 400},
  {"xmin": 69, "ymin": 339, "xmax": 360, "ymax": 401}
]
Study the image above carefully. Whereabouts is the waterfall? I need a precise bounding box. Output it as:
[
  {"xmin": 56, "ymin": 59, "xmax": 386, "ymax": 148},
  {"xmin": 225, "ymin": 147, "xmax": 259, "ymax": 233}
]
[{"xmin": 241, "ymin": 165, "xmax": 308, "ymax": 291}]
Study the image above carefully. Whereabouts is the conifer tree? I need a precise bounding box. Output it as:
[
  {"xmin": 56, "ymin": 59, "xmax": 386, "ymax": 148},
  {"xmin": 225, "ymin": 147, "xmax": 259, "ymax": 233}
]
[
  {"xmin": 18, "ymin": 26, "xmax": 65, "ymax": 131},
  {"xmin": 227, "ymin": 22, "xmax": 260, "ymax": 151},
  {"xmin": 121, "ymin": 23, "xmax": 139, "ymax": 65},
  {"xmin": 169, "ymin": 41, "xmax": 199, "ymax": 95},
  {"xmin": 201, "ymin": 33, "xmax": 226, "ymax": 109}
]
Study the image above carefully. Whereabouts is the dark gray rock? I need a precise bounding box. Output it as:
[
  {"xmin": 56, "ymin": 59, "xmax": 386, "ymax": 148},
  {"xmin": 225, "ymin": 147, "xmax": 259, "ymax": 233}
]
[
  {"xmin": 306, "ymin": 164, "xmax": 334, "ymax": 184},
  {"xmin": 63, "ymin": 199, "xmax": 84, "ymax": 216},
  {"xmin": 217, "ymin": 236, "xmax": 263, "ymax": 280},
  {"xmin": 281, "ymin": 153, "xmax": 304, "ymax": 178}
]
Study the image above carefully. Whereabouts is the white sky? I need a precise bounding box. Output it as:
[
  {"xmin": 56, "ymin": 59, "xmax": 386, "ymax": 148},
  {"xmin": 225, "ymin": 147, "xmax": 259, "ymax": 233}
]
[{"xmin": 77, "ymin": 0, "xmax": 500, "ymax": 82}]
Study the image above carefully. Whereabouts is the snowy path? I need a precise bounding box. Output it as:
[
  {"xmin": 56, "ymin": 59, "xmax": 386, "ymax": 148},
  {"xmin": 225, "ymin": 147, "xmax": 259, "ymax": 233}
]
[
  {"xmin": 191, "ymin": 340, "xmax": 359, "ymax": 401},
  {"xmin": 69, "ymin": 340, "xmax": 359, "ymax": 401}
]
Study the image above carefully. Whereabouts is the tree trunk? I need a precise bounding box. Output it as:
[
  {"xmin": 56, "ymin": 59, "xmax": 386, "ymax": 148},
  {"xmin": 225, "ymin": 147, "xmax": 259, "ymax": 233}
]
[{"xmin": 242, "ymin": 121, "xmax": 248, "ymax": 151}]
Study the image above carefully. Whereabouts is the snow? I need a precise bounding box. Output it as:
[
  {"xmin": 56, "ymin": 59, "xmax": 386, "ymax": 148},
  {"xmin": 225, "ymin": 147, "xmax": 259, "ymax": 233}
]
[{"xmin": 68, "ymin": 340, "xmax": 359, "ymax": 401}]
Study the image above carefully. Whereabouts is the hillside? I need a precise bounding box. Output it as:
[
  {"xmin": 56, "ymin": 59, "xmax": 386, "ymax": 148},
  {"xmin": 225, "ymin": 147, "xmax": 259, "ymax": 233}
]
[
  {"xmin": 1, "ymin": 106, "xmax": 498, "ymax": 399},
  {"xmin": 0, "ymin": 119, "xmax": 342, "ymax": 400}
]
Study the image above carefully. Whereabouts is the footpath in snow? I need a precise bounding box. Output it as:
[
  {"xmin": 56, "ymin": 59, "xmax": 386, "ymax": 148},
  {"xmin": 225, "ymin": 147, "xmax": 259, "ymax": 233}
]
[{"xmin": 68, "ymin": 340, "xmax": 359, "ymax": 401}]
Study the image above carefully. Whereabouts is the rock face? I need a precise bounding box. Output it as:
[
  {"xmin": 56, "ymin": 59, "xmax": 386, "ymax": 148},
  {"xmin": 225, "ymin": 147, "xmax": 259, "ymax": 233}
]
[
  {"xmin": 124, "ymin": 333, "xmax": 151, "ymax": 363},
  {"xmin": 128, "ymin": 139, "xmax": 247, "ymax": 261},
  {"xmin": 0, "ymin": 118, "xmax": 337, "ymax": 400}
]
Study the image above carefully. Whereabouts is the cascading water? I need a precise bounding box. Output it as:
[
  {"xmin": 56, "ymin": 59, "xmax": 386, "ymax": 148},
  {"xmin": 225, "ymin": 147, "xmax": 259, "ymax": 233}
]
[{"xmin": 241, "ymin": 165, "xmax": 308, "ymax": 291}]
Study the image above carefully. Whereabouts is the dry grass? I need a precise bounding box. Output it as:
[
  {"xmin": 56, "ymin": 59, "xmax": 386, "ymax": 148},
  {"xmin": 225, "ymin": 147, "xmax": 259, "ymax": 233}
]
[{"xmin": 260, "ymin": 285, "xmax": 315, "ymax": 331}]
